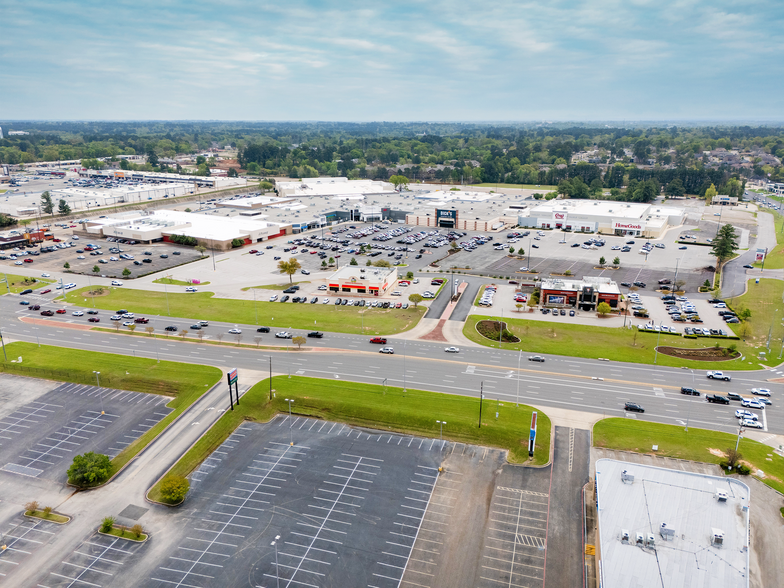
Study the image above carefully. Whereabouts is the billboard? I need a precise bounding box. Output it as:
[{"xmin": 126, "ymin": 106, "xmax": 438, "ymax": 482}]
[
  {"xmin": 227, "ymin": 368, "xmax": 238, "ymax": 386},
  {"xmin": 756, "ymin": 248, "xmax": 767, "ymax": 263},
  {"xmin": 612, "ymin": 220, "xmax": 645, "ymax": 231},
  {"xmin": 552, "ymin": 211, "xmax": 568, "ymax": 223},
  {"xmin": 547, "ymin": 295, "xmax": 566, "ymax": 305}
]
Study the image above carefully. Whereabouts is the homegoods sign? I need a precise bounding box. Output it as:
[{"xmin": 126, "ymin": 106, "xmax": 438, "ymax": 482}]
[{"xmin": 612, "ymin": 220, "xmax": 645, "ymax": 231}]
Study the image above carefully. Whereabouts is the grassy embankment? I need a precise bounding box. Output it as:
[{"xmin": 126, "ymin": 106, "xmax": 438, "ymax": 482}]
[
  {"xmin": 69, "ymin": 287, "xmax": 425, "ymax": 335},
  {"xmin": 594, "ymin": 418, "xmax": 784, "ymax": 494},
  {"xmin": 0, "ymin": 342, "xmax": 222, "ymax": 475},
  {"xmin": 152, "ymin": 277, "xmax": 211, "ymax": 286},
  {"xmin": 2, "ymin": 273, "xmax": 56, "ymax": 293},
  {"xmin": 148, "ymin": 376, "xmax": 551, "ymax": 501}
]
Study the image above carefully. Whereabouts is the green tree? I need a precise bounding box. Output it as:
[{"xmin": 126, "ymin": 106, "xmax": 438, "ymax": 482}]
[
  {"xmin": 260, "ymin": 180, "xmax": 274, "ymax": 192},
  {"xmin": 373, "ymin": 259, "xmax": 391, "ymax": 268},
  {"xmin": 160, "ymin": 474, "xmax": 190, "ymax": 504},
  {"xmin": 406, "ymin": 271, "xmax": 414, "ymax": 280},
  {"xmin": 92, "ymin": 265, "xmax": 100, "ymax": 274},
  {"xmin": 349, "ymin": 257, "xmax": 358, "ymax": 265},
  {"xmin": 277, "ymin": 257, "xmax": 301, "ymax": 283},
  {"xmin": 597, "ymin": 302, "xmax": 612, "ymax": 316},
  {"xmin": 227, "ymin": 168, "xmax": 238, "ymax": 178},
  {"xmin": 63, "ymin": 262, "xmax": 70, "ymax": 269},
  {"xmin": 509, "ymin": 246, "xmax": 515, "ymax": 253},
  {"xmin": 58, "ymin": 199, "xmax": 71, "ymax": 215},
  {"xmin": 293, "ymin": 335, "xmax": 306, "ymax": 349},
  {"xmin": 328, "ymin": 256, "xmax": 335, "ymax": 265},
  {"xmin": 231, "ymin": 238, "xmax": 244, "ymax": 248},
  {"xmin": 67, "ymin": 452, "xmax": 112, "ymax": 487},
  {"xmin": 40, "ymin": 191, "xmax": 54, "ymax": 215},
  {"xmin": 389, "ymin": 175, "xmax": 410, "ymax": 191},
  {"xmin": 195, "ymin": 245, "xmax": 207, "ymax": 256},
  {"xmin": 665, "ymin": 178, "xmax": 686, "ymax": 197},
  {"xmin": 408, "ymin": 293, "xmax": 423, "ymax": 308},
  {"xmin": 705, "ymin": 183, "xmax": 718, "ymax": 202},
  {"xmin": 711, "ymin": 224, "xmax": 739, "ymax": 268},
  {"xmin": 323, "ymin": 260, "xmax": 329, "ymax": 268},
  {"xmin": 599, "ymin": 256, "xmax": 606, "ymax": 266},
  {"xmin": 122, "ymin": 268, "xmax": 131, "ymax": 277},
  {"xmin": 365, "ymin": 259, "xmax": 371, "ymax": 266},
  {"xmin": 738, "ymin": 307, "xmax": 752, "ymax": 321},
  {"xmin": 196, "ymin": 155, "xmax": 206, "ymax": 165},
  {"xmin": 517, "ymin": 247, "xmax": 524, "ymax": 255}
]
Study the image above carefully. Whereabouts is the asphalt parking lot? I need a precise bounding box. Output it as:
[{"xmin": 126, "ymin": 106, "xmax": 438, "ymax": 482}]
[
  {"xmin": 0, "ymin": 514, "xmax": 62, "ymax": 581},
  {"xmin": 0, "ymin": 381, "xmax": 172, "ymax": 482}
]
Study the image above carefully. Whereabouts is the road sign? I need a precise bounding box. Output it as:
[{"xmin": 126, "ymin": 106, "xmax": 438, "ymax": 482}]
[
  {"xmin": 227, "ymin": 368, "xmax": 238, "ymax": 386},
  {"xmin": 528, "ymin": 411, "xmax": 538, "ymax": 457}
]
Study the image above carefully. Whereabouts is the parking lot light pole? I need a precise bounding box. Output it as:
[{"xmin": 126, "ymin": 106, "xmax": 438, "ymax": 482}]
[
  {"xmin": 285, "ymin": 398, "xmax": 294, "ymax": 445},
  {"xmin": 271, "ymin": 535, "xmax": 281, "ymax": 588},
  {"xmin": 516, "ymin": 349, "xmax": 521, "ymax": 407},
  {"xmin": 653, "ymin": 320, "xmax": 663, "ymax": 365},
  {"xmin": 436, "ymin": 420, "xmax": 446, "ymax": 441},
  {"xmin": 93, "ymin": 371, "xmax": 104, "ymax": 414},
  {"xmin": 685, "ymin": 369, "xmax": 694, "ymax": 432}
]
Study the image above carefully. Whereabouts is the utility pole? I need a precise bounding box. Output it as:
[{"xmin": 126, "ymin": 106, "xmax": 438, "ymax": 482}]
[{"xmin": 478, "ymin": 382, "xmax": 484, "ymax": 428}]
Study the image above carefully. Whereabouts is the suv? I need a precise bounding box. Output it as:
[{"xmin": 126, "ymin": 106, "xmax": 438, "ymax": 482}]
[
  {"xmin": 727, "ymin": 392, "xmax": 743, "ymax": 401},
  {"xmin": 680, "ymin": 387, "xmax": 700, "ymax": 396},
  {"xmin": 624, "ymin": 402, "xmax": 645, "ymax": 413},
  {"xmin": 257, "ymin": 326, "xmax": 270, "ymax": 333}
]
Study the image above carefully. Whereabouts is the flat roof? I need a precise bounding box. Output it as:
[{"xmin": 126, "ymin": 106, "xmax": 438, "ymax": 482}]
[
  {"xmin": 596, "ymin": 459, "xmax": 750, "ymax": 588},
  {"xmin": 278, "ymin": 178, "xmax": 396, "ymax": 197},
  {"xmin": 329, "ymin": 265, "xmax": 396, "ymax": 282}
]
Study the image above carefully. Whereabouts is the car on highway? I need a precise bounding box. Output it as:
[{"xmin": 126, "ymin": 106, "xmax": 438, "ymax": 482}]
[
  {"xmin": 257, "ymin": 327, "xmax": 270, "ymax": 333},
  {"xmin": 185, "ymin": 287, "xmax": 197, "ymax": 293},
  {"xmin": 742, "ymin": 418, "xmax": 763, "ymax": 429},
  {"xmin": 228, "ymin": 328, "xmax": 242, "ymax": 334},
  {"xmin": 110, "ymin": 315, "xmax": 122, "ymax": 321},
  {"xmin": 55, "ymin": 309, "xmax": 66, "ymax": 314},
  {"xmin": 624, "ymin": 402, "xmax": 644, "ymax": 413},
  {"xmin": 751, "ymin": 388, "xmax": 771, "ymax": 396},
  {"xmin": 165, "ymin": 325, "xmax": 178, "ymax": 331},
  {"xmin": 707, "ymin": 370, "xmax": 731, "ymax": 381},
  {"xmin": 370, "ymin": 337, "xmax": 387, "ymax": 344},
  {"xmin": 735, "ymin": 409, "xmax": 757, "ymax": 420},
  {"xmin": 20, "ymin": 288, "xmax": 33, "ymax": 295},
  {"xmin": 88, "ymin": 317, "xmax": 100, "ymax": 323},
  {"xmin": 87, "ymin": 309, "xmax": 99, "ymax": 315},
  {"xmin": 190, "ymin": 324, "xmax": 202, "ymax": 330},
  {"xmin": 39, "ymin": 288, "xmax": 51, "ymax": 294},
  {"xmin": 308, "ymin": 331, "xmax": 323, "ymax": 338},
  {"xmin": 444, "ymin": 346, "xmax": 460, "ymax": 353},
  {"xmin": 72, "ymin": 311, "xmax": 84, "ymax": 316},
  {"xmin": 122, "ymin": 321, "xmax": 134, "ymax": 327},
  {"xmin": 680, "ymin": 387, "xmax": 700, "ymax": 396},
  {"xmin": 727, "ymin": 392, "xmax": 743, "ymax": 401},
  {"xmin": 29, "ymin": 304, "xmax": 40, "ymax": 310},
  {"xmin": 41, "ymin": 273, "xmax": 50, "ymax": 278},
  {"xmin": 134, "ymin": 317, "xmax": 149, "ymax": 323},
  {"xmin": 379, "ymin": 347, "xmax": 395, "ymax": 354},
  {"xmin": 528, "ymin": 355, "xmax": 545, "ymax": 362},
  {"xmin": 741, "ymin": 398, "xmax": 764, "ymax": 409},
  {"xmin": 275, "ymin": 332, "xmax": 292, "ymax": 339},
  {"xmin": 706, "ymin": 394, "xmax": 730, "ymax": 404},
  {"xmin": 40, "ymin": 310, "xmax": 54, "ymax": 316}
]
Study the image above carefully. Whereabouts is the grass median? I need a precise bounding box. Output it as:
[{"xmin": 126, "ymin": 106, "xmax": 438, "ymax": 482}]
[
  {"xmin": 464, "ymin": 314, "xmax": 758, "ymax": 369},
  {"xmin": 69, "ymin": 287, "xmax": 425, "ymax": 335},
  {"xmin": 153, "ymin": 277, "xmax": 210, "ymax": 286},
  {"xmin": 726, "ymin": 279, "xmax": 784, "ymax": 354},
  {"xmin": 0, "ymin": 342, "xmax": 222, "ymax": 475},
  {"xmin": 147, "ymin": 376, "xmax": 551, "ymax": 502},
  {"xmin": 594, "ymin": 418, "xmax": 784, "ymax": 494},
  {"xmin": 2, "ymin": 273, "xmax": 56, "ymax": 294}
]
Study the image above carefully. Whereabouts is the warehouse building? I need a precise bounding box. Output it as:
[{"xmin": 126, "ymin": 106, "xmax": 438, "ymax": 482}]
[
  {"xmin": 595, "ymin": 459, "xmax": 749, "ymax": 588},
  {"xmin": 79, "ymin": 169, "xmax": 247, "ymax": 189},
  {"xmin": 325, "ymin": 265, "xmax": 397, "ymax": 297},
  {"xmin": 516, "ymin": 200, "xmax": 684, "ymax": 238},
  {"xmin": 539, "ymin": 276, "xmax": 621, "ymax": 310},
  {"xmin": 276, "ymin": 177, "xmax": 395, "ymax": 199}
]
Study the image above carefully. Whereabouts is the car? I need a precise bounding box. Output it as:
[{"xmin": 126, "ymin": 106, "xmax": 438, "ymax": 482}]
[
  {"xmin": 14, "ymin": 261, "xmax": 23, "ymax": 265},
  {"xmin": 707, "ymin": 371, "xmax": 731, "ymax": 381},
  {"xmin": 743, "ymin": 264, "xmax": 754, "ymax": 269},
  {"xmin": 185, "ymin": 287, "xmax": 198, "ymax": 293},
  {"xmin": 713, "ymin": 303, "xmax": 727, "ymax": 308},
  {"xmin": 322, "ymin": 298, "xmax": 330, "ymax": 304},
  {"xmin": 280, "ymin": 295, "xmax": 290, "ymax": 303},
  {"xmin": 111, "ymin": 280, "xmax": 123, "ymax": 286},
  {"xmin": 110, "ymin": 315, "xmax": 122, "ymax": 321},
  {"xmin": 269, "ymin": 295, "xmax": 278, "ymax": 302},
  {"xmin": 23, "ymin": 258, "xmax": 33, "ymax": 263},
  {"xmin": 751, "ymin": 388, "xmax": 771, "ymax": 396},
  {"xmin": 310, "ymin": 297, "xmax": 318, "ymax": 304},
  {"xmin": 172, "ymin": 251, "xmax": 181, "ymax": 255},
  {"xmin": 308, "ymin": 331, "xmax": 323, "ymax": 338},
  {"xmin": 164, "ymin": 325, "xmax": 178, "ymax": 332},
  {"xmin": 274, "ymin": 256, "xmax": 281, "ymax": 260},
  {"xmin": 88, "ymin": 317, "xmax": 100, "ymax": 323},
  {"xmin": 317, "ymin": 285, "xmax": 327, "ymax": 291},
  {"xmin": 680, "ymin": 387, "xmax": 700, "ymax": 396},
  {"xmin": 741, "ymin": 418, "xmax": 763, "ymax": 429},
  {"xmin": 77, "ymin": 255, "xmax": 86, "ymax": 259},
  {"xmin": 40, "ymin": 309, "xmax": 54, "ymax": 316},
  {"xmin": 741, "ymin": 398, "xmax": 765, "ymax": 410},
  {"xmin": 679, "ymin": 246, "xmax": 687, "ymax": 250},
  {"xmin": 41, "ymin": 273, "xmax": 50, "ymax": 278},
  {"xmin": 569, "ymin": 310, "xmax": 575, "ymax": 316},
  {"xmin": 55, "ymin": 309, "xmax": 66, "ymax": 314},
  {"xmin": 528, "ymin": 355, "xmax": 546, "ymax": 362},
  {"xmin": 160, "ymin": 254, "xmax": 169, "ymax": 258},
  {"xmin": 706, "ymin": 394, "xmax": 730, "ymax": 404},
  {"xmin": 379, "ymin": 347, "xmax": 395, "ymax": 354},
  {"xmin": 624, "ymin": 402, "xmax": 644, "ymax": 413},
  {"xmin": 275, "ymin": 332, "xmax": 292, "ymax": 339},
  {"xmin": 86, "ymin": 309, "xmax": 99, "ymax": 315},
  {"xmin": 228, "ymin": 328, "xmax": 242, "ymax": 334},
  {"xmin": 735, "ymin": 409, "xmax": 757, "ymax": 420},
  {"xmin": 122, "ymin": 321, "xmax": 135, "ymax": 327},
  {"xmin": 72, "ymin": 310, "xmax": 84, "ymax": 316},
  {"xmin": 134, "ymin": 317, "xmax": 149, "ymax": 324},
  {"xmin": 190, "ymin": 324, "xmax": 202, "ymax": 330},
  {"xmin": 444, "ymin": 346, "xmax": 460, "ymax": 353},
  {"xmin": 370, "ymin": 337, "xmax": 387, "ymax": 344},
  {"xmin": 249, "ymin": 250, "xmax": 258, "ymax": 254},
  {"xmin": 143, "ymin": 258, "xmax": 152, "ymax": 263},
  {"xmin": 726, "ymin": 392, "xmax": 743, "ymax": 402},
  {"xmin": 301, "ymin": 269, "xmax": 311, "ymax": 275},
  {"xmin": 391, "ymin": 291, "xmax": 402, "ymax": 296},
  {"xmin": 283, "ymin": 287, "xmax": 297, "ymax": 294}
]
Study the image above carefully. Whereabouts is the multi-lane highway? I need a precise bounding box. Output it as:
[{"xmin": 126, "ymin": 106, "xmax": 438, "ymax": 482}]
[{"xmin": 3, "ymin": 296, "xmax": 780, "ymax": 437}]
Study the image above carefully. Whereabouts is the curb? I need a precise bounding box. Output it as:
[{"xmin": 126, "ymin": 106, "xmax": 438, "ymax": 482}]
[
  {"xmin": 98, "ymin": 528, "xmax": 151, "ymax": 543},
  {"xmin": 23, "ymin": 511, "xmax": 71, "ymax": 525}
]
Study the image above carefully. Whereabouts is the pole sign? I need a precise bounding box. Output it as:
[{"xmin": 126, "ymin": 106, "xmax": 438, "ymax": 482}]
[
  {"xmin": 227, "ymin": 368, "xmax": 238, "ymax": 386},
  {"xmin": 528, "ymin": 411, "xmax": 538, "ymax": 457}
]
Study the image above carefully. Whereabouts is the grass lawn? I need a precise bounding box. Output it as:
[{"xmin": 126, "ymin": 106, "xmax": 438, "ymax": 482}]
[
  {"xmin": 148, "ymin": 376, "xmax": 550, "ymax": 502},
  {"xmin": 245, "ymin": 281, "xmax": 311, "ymax": 291},
  {"xmin": 0, "ymin": 342, "xmax": 222, "ymax": 475},
  {"xmin": 25, "ymin": 509, "xmax": 69, "ymax": 524},
  {"xmin": 475, "ymin": 183, "xmax": 557, "ymax": 191},
  {"xmin": 725, "ymin": 278, "xmax": 784, "ymax": 354},
  {"xmin": 1, "ymin": 273, "xmax": 56, "ymax": 294},
  {"xmin": 464, "ymin": 314, "xmax": 757, "ymax": 369},
  {"xmin": 70, "ymin": 287, "xmax": 425, "ymax": 335},
  {"xmin": 104, "ymin": 527, "xmax": 147, "ymax": 541},
  {"xmin": 153, "ymin": 277, "xmax": 210, "ymax": 286},
  {"xmin": 594, "ymin": 418, "xmax": 784, "ymax": 494}
]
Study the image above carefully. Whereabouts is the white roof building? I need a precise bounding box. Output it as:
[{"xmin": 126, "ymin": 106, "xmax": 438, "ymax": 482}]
[
  {"xmin": 596, "ymin": 459, "xmax": 750, "ymax": 588},
  {"xmin": 277, "ymin": 177, "xmax": 396, "ymax": 199}
]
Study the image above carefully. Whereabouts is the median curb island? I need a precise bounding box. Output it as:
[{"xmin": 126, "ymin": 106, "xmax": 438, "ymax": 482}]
[
  {"xmin": 23, "ymin": 511, "xmax": 71, "ymax": 525},
  {"xmin": 98, "ymin": 528, "xmax": 151, "ymax": 543}
]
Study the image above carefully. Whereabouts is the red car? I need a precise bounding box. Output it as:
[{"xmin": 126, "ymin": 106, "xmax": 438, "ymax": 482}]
[
  {"xmin": 40, "ymin": 310, "xmax": 54, "ymax": 316},
  {"xmin": 310, "ymin": 251, "xmax": 318, "ymax": 254},
  {"xmin": 134, "ymin": 317, "xmax": 149, "ymax": 324},
  {"xmin": 370, "ymin": 337, "xmax": 387, "ymax": 344},
  {"xmin": 23, "ymin": 258, "xmax": 33, "ymax": 263},
  {"xmin": 55, "ymin": 309, "xmax": 67, "ymax": 314},
  {"xmin": 88, "ymin": 317, "xmax": 100, "ymax": 323},
  {"xmin": 249, "ymin": 249, "xmax": 258, "ymax": 254},
  {"xmin": 40, "ymin": 289, "xmax": 51, "ymax": 294}
]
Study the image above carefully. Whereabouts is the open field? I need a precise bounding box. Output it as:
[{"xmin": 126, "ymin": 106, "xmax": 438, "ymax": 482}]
[
  {"xmin": 0, "ymin": 342, "xmax": 222, "ymax": 473},
  {"xmin": 70, "ymin": 286, "xmax": 426, "ymax": 334},
  {"xmin": 2, "ymin": 273, "xmax": 56, "ymax": 293},
  {"xmin": 594, "ymin": 417, "xmax": 784, "ymax": 494},
  {"xmin": 463, "ymin": 314, "xmax": 759, "ymax": 369},
  {"xmin": 149, "ymin": 375, "xmax": 550, "ymax": 501},
  {"xmin": 726, "ymin": 279, "xmax": 784, "ymax": 352}
]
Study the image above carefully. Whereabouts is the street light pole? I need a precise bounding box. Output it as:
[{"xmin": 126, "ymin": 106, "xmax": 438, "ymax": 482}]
[
  {"xmin": 653, "ymin": 320, "xmax": 663, "ymax": 365},
  {"xmin": 271, "ymin": 535, "xmax": 281, "ymax": 588},
  {"xmin": 163, "ymin": 283, "xmax": 170, "ymax": 316},
  {"xmin": 403, "ymin": 338, "xmax": 407, "ymax": 394},
  {"xmin": 685, "ymin": 369, "xmax": 694, "ymax": 432},
  {"xmin": 515, "ymin": 349, "xmax": 521, "ymax": 407},
  {"xmin": 253, "ymin": 288, "xmax": 258, "ymax": 325},
  {"xmin": 285, "ymin": 398, "xmax": 294, "ymax": 445},
  {"xmin": 93, "ymin": 370, "xmax": 104, "ymax": 414},
  {"xmin": 436, "ymin": 420, "xmax": 446, "ymax": 441}
]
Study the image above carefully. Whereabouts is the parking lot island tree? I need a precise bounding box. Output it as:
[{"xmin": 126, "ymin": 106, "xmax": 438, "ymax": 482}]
[
  {"xmin": 67, "ymin": 452, "xmax": 112, "ymax": 487},
  {"xmin": 711, "ymin": 224, "xmax": 740, "ymax": 270},
  {"xmin": 160, "ymin": 474, "xmax": 190, "ymax": 504},
  {"xmin": 408, "ymin": 293, "xmax": 423, "ymax": 308},
  {"xmin": 277, "ymin": 257, "xmax": 302, "ymax": 283}
]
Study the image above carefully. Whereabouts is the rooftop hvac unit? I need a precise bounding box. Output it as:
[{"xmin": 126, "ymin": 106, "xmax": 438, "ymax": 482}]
[
  {"xmin": 635, "ymin": 533, "xmax": 644, "ymax": 547},
  {"xmin": 621, "ymin": 530, "xmax": 631, "ymax": 544},
  {"xmin": 646, "ymin": 534, "xmax": 656, "ymax": 548},
  {"xmin": 711, "ymin": 529, "xmax": 724, "ymax": 547},
  {"xmin": 621, "ymin": 470, "xmax": 635, "ymax": 484},
  {"xmin": 714, "ymin": 489, "xmax": 728, "ymax": 502},
  {"xmin": 660, "ymin": 523, "xmax": 675, "ymax": 541}
]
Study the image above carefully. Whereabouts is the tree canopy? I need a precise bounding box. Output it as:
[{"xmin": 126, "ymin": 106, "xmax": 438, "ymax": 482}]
[
  {"xmin": 277, "ymin": 257, "xmax": 302, "ymax": 283},
  {"xmin": 67, "ymin": 452, "xmax": 112, "ymax": 487},
  {"xmin": 711, "ymin": 223, "xmax": 739, "ymax": 266}
]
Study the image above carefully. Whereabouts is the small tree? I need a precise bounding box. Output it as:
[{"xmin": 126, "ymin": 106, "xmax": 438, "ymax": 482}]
[
  {"xmin": 350, "ymin": 257, "xmax": 358, "ymax": 265},
  {"xmin": 293, "ymin": 335, "xmax": 306, "ymax": 349},
  {"xmin": 328, "ymin": 257, "xmax": 335, "ymax": 265},
  {"xmin": 92, "ymin": 265, "xmax": 100, "ymax": 274},
  {"xmin": 365, "ymin": 260, "xmax": 371, "ymax": 266},
  {"xmin": 509, "ymin": 246, "xmax": 515, "ymax": 254},
  {"xmin": 160, "ymin": 474, "xmax": 190, "ymax": 504},
  {"xmin": 179, "ymin": 330, "xmax": 188, "ymax": 340},
  {"xmin": 517, "ymin": 247, "xmax": 524, "ymax": 255},
  {"xmin": 145, "ymin": 326, "xmax": 155, "ymax": 336},
  {"xmin": 67, "ymin": 452, "xmax": 112, "ymax": 487},
  {"xmin": 40, "ymin": 191, "xmax": 54, "ymax": 215},
  {"xmin": 63, "ymin": 261, "xmax": 70, "ymax": 269},
  {"xmin": 277, "ymin": 257, "xmax": 301, "ymax": 283},
  {"xmin": 122, "ymin": 268, "xmax": 132, "ymax": 278},
  {"xmin": 234, "ymin": 333, "xmax": 242, "ymax": 345},
  {"xmin": 127, "ymin": 323, "xmax": 136, "ymax": 333},
  {"xmin": 408, "ymin": 293, "xmax": 423, "ymax": 308},
  {"xmin": 373, "ymin": 259, "xmax": 391, "ymax": 268},
  {"xmin": 599, "ymin": 256, "xmax": 606, "ymax": 266},
  {"xmin": 406, "ymin": 271, "xmax": 414, "ymax": 280},
  {"xmin": 197, "ymin": 331, "xmax": 205, "ymax": 342},
  {"xmin": 515, "ymin": 303, "xmax": 524, "ymax": 312},
  {"xmin": 597, "ymin": 302, "xmax": 612, "ymax": 316},
  {"xmin": 612, "ymin": 256, "xmax": 620, "ymax": 265},
  {"xmin": 101, "ymin": 516, "xmax": 116, "ymax": 533},
  {"xmin": 737, "ymin": 322, "xmax": 752, "ymax": 340},
  {"xmin": 254, "ymin": 336, "xmax": 263, "ymax": 348},
  {"xmin": 322, "ymin": 260, "xmax": 328, "ymax": 268},
  {"xmin": 184, "ymin": 208, "xmax": 192, "ymax": 213},
  {"xmin": 42, "ymin": 506, "xmax": 53, "ymax": 517},
  {"xmin": 450, "ymin": 241, "xmax": 459, "ymax": 251},
  {"xmin": 195, "ymin": 245, "xmax": 207, "ymax": 256},
  {"xmin": 24, "ymin": 500, "xmax": 39, "ymax": 514},
  {"xmin": 738, "ymin": 307, "xmax": 752, "ymax": 321},
  {"xmin": 674, "ymin": 279, "xmax": 686, "ymax": 292},
  {"xmin": 58, "ymin": 199, "xmax": 71, "ymax": 215},
  {"xmin": 725, "ymin": 448, "xmax": 742, "ymax": 469},
  {"xmin": 216, "ymin": 333, "xmax": 225, "ymax": 343},
  {"xmin": 131, "ymin": 523, "xmax": 144, "ymax": 538}
]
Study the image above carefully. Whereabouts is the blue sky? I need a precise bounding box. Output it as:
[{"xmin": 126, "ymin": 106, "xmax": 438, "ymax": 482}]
[{"xmin": 2, "ymin": 0, "xmax": 783, "ymax": 121}]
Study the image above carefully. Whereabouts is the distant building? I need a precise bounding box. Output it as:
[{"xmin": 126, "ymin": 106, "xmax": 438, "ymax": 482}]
[
  {"xmin": 0, "ymin": 126, "xmax": 3, "ymax": 139},
  {"xmin": 326, "ymin": 265, "xmax": 397, "ymax": 297},
  {"xmin": 277, "ymin": 177, "xmax": 395, "ymax": 199},
  {"xmin": 712, "ymin": 195, "xmax": 739, "ymax": 206},
  {"xmin": 539, "ymin": 276, "xmax": 621, "ymax": 310},
  {"xmin": 8, "ymin": 130, "xmax": 29, "ymax": 136}
]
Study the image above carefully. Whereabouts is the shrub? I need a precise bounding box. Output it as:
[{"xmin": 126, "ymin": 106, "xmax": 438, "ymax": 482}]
[
  {"xmin": 43, "ymin": 506, "xmax": 53, "ymax": 517},
  {"xmin": 101, "ymin": 516, "xmax": 115, "ymax": 533},
  {"xmin": 160, "ymin": 474, "xmax": 190, "ymax": 504},
  {"xmin": 24, "ymin": 500, "xmax": 39, "ymax": 514},
  {"xmin": 67, "ymin": 452, "xmax": 112, "ymax": 487},
  {"xmin": 737, "ymin": 464, "xmax": 751, "ymax": 475},
  {"xmin": 131, "ymin": 523, "xmax": 144, "ymax": 538}
]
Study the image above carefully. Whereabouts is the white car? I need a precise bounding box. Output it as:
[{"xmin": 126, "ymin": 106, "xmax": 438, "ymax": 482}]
[
  {"xmin": 111, "ymin": 280, "xmax": 123, "ymax": 286},
  {"xmin": 751, "ymin": 388, "xmax": 771, "ymax": 397},
  {"xmin": 77, "ymin": 255, "xmax": 85, "ymax": 259},
  {"xmin": 519, "ymin": 266, "xmax": 528, "ymax": 271},
  {"xmin": 185, "ymin": 287, "xmax": 198, "ymax": 292},
  {"xmin": 110, "ymin": 257, "xmax": 119, "ymax": 262},
  {"xmin": 318, "ymin": 285, "xmax": 327, "ymax": 291},
  {"xmin": 444, "ymin": 347, "xmax": 460, "ymax": 353},
  {"xmin": 269, "ymin": 295, "xmax": 278, "ymax": 301},
  {"xmin": 741, "ymin": 418, "xmax": 763, "ymax": 429},
  {"xmin": 735, "ymin": 409, "xmax": 756, "ymax": 420},
  {"xmin": 322, "ymin": 298, "xmax": 330, "ymax": 304},
  {"xmin": 72, "ymin": 311, "xmax": 84, "ymax": 316},
  {"xmin": 122, "ymin": 313, "xmax": 135, "ymax": 318},
  {"xmin": 391, "ymin": 291, "xmax": 402, "ymax": 296},
  {"xmin": 41, "ymin": 273, "xmax": 50, "ymax": 278},
  {"xmin": 275, "ymin": 332, "xmax": 292, "ymax": 339},
  {"xmin": 228, "ymin": 328, "xmax": 242, "ymax": 334},
  {"xmin": 379, "ymin": 347, "xmax": 395, "ymax": 354},
  {"xmin": 110, "ymin": 315, "xmax": 122, "ymax": 321},
  {"xmin": 741, "ymin": 398, "xmax": 764, "ymax": 409},
  {"xmin": 122, "ymin": 321, "xmax": 134, "ymax": 327},
  {"xmin": 14, "ymin": 261, "xmax": 22, "ymax": 265},
  {"xmin": 422, "ymin": 292, "xmax": 435, "ymax": 299},
  {"xmin": 713, "ymin": 303, "xmax": 727, "ymax": 308}
]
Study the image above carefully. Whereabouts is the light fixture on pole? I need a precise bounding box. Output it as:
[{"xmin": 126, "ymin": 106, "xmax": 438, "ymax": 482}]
[
  {"xmin": 285, "ymin": 398, "xmax": 294, "ymax": 445},
  {"xmin": 271, "ymin": 534, "xmax": 281, "ymax": 588},
  {"xmin": 436, "ymin": 420, "xmax": 446, "ymax": 441},
  {"xmin": 515, "ymin": 349, "xmax": 521, "ymax": 407},
  {"xmin": 93, "ymin": 370, "xmax": 104, "ymax": 414}
]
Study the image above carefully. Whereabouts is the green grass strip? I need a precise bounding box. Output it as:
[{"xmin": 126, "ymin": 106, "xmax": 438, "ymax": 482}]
[
  {"xmin": 148, "ymin": 376, "xmax": 551, "ymax": 502},
  {"xmin": 594, "ymin": 418, "xmax": 784, "ymax": 494},
  {"xmin": 0, "ymin": 342, "xmax": 222, "ymax": 475},
  {"xmin": 153, "ymin": 278, "xmax": 211, "ymax": 286}
]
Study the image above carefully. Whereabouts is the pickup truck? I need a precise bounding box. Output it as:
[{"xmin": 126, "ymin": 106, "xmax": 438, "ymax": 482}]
[
  {"xmin": 706, "ymin": 394, "xmax": 730, "ymax": 404},
  {"xmin": 707, "ymin": 371, "xmax": 731, "ymax": 381}
]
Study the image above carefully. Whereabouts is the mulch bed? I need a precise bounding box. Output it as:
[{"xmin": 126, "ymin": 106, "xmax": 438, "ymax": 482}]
[{"xmin": 656, "ymin": 346, "xmax": 740, "ymax": 361}]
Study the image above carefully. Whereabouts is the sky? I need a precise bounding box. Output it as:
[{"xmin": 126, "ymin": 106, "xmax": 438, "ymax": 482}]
[{"xmin": 2, "ymin": 0, "xmax": 784, "ymax": 121}]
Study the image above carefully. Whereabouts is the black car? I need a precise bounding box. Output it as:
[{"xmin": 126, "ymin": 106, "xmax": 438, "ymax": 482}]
[
  {"xmin": 310, "ymin": 297, "xmax": 318, "ymax": 303},
  {"xmin": 742, "ymin": 264, "xmax": 753, "ymax": 269},
  {"xmin": 706, "ymin": 394, "xmax": 730, "ymax": 404},
  {"xmin": 173, "ymin": 251, "xmax": 181, "ymax": 255},
  {"xmin": 87, "ymin": 309, "xmax": 99, "ymax": 315},
  {"xmin": 143, "ymin": 258, "xmax": 152, "ymax": 263},
  {"xmin": 727, "ymin": 392, "xmax": 743, "ymax": 401},
  {"xmin": 680, "ymin": 387, "xmax": 700, "ymax": 396},
  {"xmin": 190, "ymin": 324, "xmax": 202, "ymax": 330},
  {"xmin": 164, "ymin": 325, "xmax": 178, "ymax": 331},
  {"xmin": 160, "ymin": 254, "xmax": 169, "ymax": 258},
  {"xmin": 571, "ymin": 243, "xmax": 581, "ymax": 248},
  {"xmin": 257, "ymin": 326, "xmax": 270, "ymax": 333},
  {"xmin": 341, "ymin": 298, "xmax": 348, "ymax": 305},
  {"xmin": 620, "ymin": 282, "xmax": 631, "ymax": 287},
  {"xmin": 134, "ymin": 260, "xmax": 142, "ymax": 265},
  {"xmin": 708, "ymin": 298, "xmax": 724, "ymax": 304},
  {"xmin": 633, "ymin": 281, "xmax": 646, "ymax": 288},
  {"xmin": 283, "ymin": 287, "xmax": 297, "ymax": 294},
  {"xmin": 528, "ymin": 355, "xmax": 545, "ymax": 362},
  {"xmin": 308, "ymin": 331, "xmax": 323, "ymax": 338},
  {"xmin": 335, "ymin": 298, "xmax": 342, "ymax": 305},
  {"xmin": 20, "ymin": 289, "xmax": 33, "ymax": 295},
  {"xmin": 624, "ymin": 402, "xmax": 644, "ymax": 413},
  {"xmin": 292, "ymin": 296, "xmax": 301, "ymax": 303}
]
